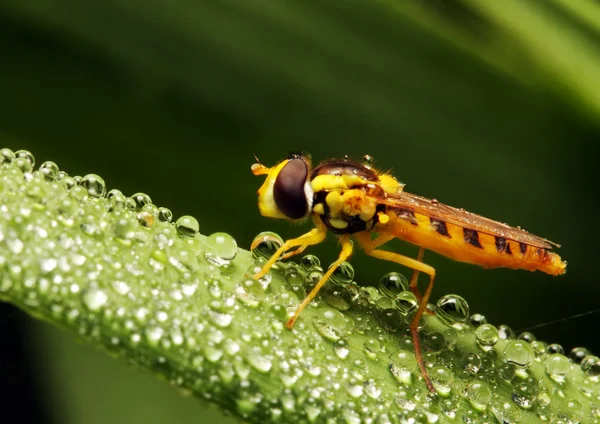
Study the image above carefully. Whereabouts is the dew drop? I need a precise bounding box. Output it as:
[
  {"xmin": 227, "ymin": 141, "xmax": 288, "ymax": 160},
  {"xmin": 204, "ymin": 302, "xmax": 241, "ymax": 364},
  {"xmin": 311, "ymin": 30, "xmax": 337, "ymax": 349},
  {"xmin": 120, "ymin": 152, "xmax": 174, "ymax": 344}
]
[
  {"xmin": 512, "ymin": 381, "xmax": 537, "ymax": 409},
  {"xmin": 498, "ymin": 324, "xmax": 515, "ymax": 340},
  {"xmin": 335, "ymin": 339, "xmax": 350, "ymax": 359},
  {"xmin": 569, "ymin": 347, "xmax": 590, "ymax": 364},
  {"xmin": 582, "ymin": 355, "xmax": 600, "ymax": 379},
  {"xmin": 39, "ymin": 161, "xmax": 59, "ymax": 182},
  {"xmin": 389, "ymin": 350, "xmax": 413, "ymax": 384},
  {"xmin": 251, "ymin": 231, "xmax": 283, "ymax": 260},
  {"xmin": 129, "ymin": 192, "xmax": 152, "ymax": 210},
  {"xmin": 13, "ymin": 157, "xmax": 32, "ymax": 173},
  {"xmin": 394, "ymin": 291, "xmax": 418, "ymax": 316},
  {"xmin": 466, "ymin": 313, "xmax": 486, "ymax": 328},
  {"xmin": 423, "ymin": 331, "xmax": 445, "ymax": 353},
  {"xmin": 300, "ymin": 254, "xmax": 320, "ymax": 270},
  {"xmin": 329, "ymin": 261, "xmax": 354, "ymax": 286},
  {"xmin": 503, "ymin": 340, "xmax": 534, "ymax": 368},
  {"xmin": 475, "ymin": 323, "xmax": 499, "ymax": 350},
  {"xmin": 545, "ymin": 353, "xmax": 570, "ymax": 382},
  {"xmin": 246, "ymin": 347, "xmax": 273, "ymax": 373},
  {"xmin": 157, "ymin": 207, "xmax": 173, "ymax": 222},
  {"xmin": 518, "ymin": 331, "xmax": 536, "ymax": 343},
  {"xmin": 378, "ymin": 272, "xmax": 409, "ymax": 298},
  {"xmin": 81, "ymin": 174, "xmax": 107, "ymax": 198},
  {"xmin": 175, "ymin": 215, "xmax": 199, "ymax": 237},
  {"xmin": 15, "ymin": 149, "xmax": 35, "ymax": 167},
  {"xmin": 364, "ymin": 339, "xmax": 381, "ymax": 359},
  {"xmin": 546, "ymin": 343, "xmax": 564, "ymax": 355},
  {"xmin": 430, "ymin": 365, "xmax": 454, "ymax": 396},
  {"xmin": 0, "ymin": 148, "xmax": 15, "ymax": 164},
  {"xmin": 465, "ymin": 381, "xmax": 491, "ymax": 410},
  {"xmin": 313, "ymin": 307, "xmax": 347, "ymax": 341},
  {"xmin": 491, "ymin": 397, "xmax": 521, "ymax": 423},
  {"xmin": 205, "ymin": 232, "xmax": 238, "ymax": 265},
  {"xmin": 435, "ymin": 294, "xmax": 469, "ymax": 326},
  {"xmin": 82, "ymin": 288, "xmax": 108, "ymax": 311}
]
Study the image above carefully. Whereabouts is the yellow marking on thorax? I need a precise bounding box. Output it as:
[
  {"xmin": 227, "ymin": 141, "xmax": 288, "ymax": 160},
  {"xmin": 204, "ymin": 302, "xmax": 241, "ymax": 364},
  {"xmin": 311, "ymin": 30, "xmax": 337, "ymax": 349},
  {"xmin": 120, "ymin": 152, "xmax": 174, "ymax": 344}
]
[
  {"xmin": 325, "ymin": 189, "xmax": 378, "ymax": 222},
  {"xmin": 378, "ymin": 173, "xmax": 403, "ymax": 194},
  {"xmin": 311, "ymin": 174, "xmax": 366, "ymax": 192}
]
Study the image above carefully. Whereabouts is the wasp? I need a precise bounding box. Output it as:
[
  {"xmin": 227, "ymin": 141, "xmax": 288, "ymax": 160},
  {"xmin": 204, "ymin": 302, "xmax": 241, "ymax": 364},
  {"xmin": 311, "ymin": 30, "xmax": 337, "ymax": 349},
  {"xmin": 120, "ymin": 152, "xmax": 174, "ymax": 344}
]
[{"xmin": 251, "ymin": 153, "xmax": 566, "ymax": 392}]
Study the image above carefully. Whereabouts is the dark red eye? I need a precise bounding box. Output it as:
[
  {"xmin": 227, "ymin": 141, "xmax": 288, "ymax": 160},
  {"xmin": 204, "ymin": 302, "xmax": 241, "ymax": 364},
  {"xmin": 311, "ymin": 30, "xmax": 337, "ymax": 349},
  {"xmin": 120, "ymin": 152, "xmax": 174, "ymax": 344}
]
[{"xmin": 274, "ymin": 159, "xmax": 309, "ymax": 219}]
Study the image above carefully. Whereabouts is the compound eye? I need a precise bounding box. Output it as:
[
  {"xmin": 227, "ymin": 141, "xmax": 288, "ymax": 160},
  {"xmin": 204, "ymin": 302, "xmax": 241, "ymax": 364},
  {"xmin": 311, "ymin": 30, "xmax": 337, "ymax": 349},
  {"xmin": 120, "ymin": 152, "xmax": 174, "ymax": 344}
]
[{"xmin": 273, "ymin": 159, "xmax": 309, "ymax": 219}]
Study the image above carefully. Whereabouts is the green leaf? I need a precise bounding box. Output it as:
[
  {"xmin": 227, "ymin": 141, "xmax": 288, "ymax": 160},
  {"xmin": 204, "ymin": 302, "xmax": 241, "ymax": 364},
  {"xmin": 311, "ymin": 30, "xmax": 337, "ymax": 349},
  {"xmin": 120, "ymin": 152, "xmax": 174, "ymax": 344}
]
[{"xmin": 1, "ymin": 150, "xmax": 597, "ymax": 423}]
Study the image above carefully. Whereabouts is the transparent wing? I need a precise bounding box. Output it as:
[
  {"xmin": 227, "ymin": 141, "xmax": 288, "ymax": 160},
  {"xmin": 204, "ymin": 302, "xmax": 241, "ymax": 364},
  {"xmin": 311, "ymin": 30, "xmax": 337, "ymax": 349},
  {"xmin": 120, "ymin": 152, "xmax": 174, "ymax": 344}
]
[{"xmin": 383, "ymin": 191, "xmax": 559, "ymax": 249}]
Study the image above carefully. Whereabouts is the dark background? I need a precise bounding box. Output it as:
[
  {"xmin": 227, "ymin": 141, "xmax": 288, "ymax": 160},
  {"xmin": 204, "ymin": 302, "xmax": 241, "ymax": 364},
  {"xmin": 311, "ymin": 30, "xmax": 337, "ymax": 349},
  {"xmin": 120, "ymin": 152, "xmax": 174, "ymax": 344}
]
[{"xmin": 1, "ymin": 1, "xmax": 599, "ymax": 423}]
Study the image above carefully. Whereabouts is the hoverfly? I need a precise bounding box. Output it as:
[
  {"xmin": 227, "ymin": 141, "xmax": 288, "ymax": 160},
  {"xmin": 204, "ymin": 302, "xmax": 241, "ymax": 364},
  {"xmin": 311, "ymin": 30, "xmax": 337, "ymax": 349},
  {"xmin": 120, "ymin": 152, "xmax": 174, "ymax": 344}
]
[{"xmin": 251, "ymin": 153, "xmax": 566, "ymax": 392}]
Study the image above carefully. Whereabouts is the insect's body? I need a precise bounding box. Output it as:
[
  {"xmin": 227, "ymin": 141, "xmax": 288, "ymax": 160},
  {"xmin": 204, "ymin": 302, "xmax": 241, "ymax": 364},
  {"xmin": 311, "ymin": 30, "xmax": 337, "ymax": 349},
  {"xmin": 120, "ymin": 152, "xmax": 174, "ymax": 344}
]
[
  {"xmin": 251, "ymin": 153, "xmax": 567, "ymax": 392},
  {"xmin": 306, "ymin": 158, "xmax": 565, "ymax": 275}
]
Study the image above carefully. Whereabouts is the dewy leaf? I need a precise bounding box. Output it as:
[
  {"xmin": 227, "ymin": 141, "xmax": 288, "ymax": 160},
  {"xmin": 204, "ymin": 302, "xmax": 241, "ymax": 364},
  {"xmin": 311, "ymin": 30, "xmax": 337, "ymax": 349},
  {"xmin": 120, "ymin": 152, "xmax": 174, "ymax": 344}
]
[{"xmin": 0, "ymin": 147, "xmax": 598, "ymax": 423}]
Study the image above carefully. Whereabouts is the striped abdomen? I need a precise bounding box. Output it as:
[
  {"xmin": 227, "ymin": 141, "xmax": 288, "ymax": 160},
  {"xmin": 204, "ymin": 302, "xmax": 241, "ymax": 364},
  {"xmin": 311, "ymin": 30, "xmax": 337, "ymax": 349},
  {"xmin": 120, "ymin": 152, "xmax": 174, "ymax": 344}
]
[{"xmin": 379, "ymin": 208, "xmax": 566, "ymax": 276}]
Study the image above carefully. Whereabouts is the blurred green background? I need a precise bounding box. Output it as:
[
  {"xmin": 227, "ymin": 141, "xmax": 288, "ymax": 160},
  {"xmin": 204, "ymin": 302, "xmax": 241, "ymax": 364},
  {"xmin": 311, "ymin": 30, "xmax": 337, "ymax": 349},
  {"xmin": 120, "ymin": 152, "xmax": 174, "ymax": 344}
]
[{"xmin": 1, "ymin": 0, "xmax": 599, "ymax": 422}]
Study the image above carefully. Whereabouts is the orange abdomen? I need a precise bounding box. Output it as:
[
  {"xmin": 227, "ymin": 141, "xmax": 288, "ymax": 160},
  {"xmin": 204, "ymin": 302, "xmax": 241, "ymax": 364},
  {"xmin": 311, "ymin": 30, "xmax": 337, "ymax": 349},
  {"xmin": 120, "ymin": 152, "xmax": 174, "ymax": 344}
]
[{"xmin": 377, "ymin": 209, "xmax": 567, "ymax": 276}]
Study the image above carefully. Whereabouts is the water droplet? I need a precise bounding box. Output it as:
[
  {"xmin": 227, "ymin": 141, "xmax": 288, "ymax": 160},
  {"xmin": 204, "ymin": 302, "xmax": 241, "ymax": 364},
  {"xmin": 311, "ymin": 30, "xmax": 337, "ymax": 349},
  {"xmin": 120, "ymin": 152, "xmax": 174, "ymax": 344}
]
[
  {"xmin": 423, "ymin": 331, "xmax": 445, "ymax": 353},
  {"xmin": 15, "ymin": 149, "xmax": 35, "ymax": 167},
  {"xmin": 364, "ymin": 339, "xmax": 381, "ymax": 359},
  {"xmin": 491, "ymin": 397, "xmax": 521, "ymax": 423},
  {"xmin": 546, "ymin": 343, "xmax": 564, "ymax": 355},
  {"xmin": 497, "ymin": 363, "xmax": 516, "ymax": 382},
  {"xmin": 0, "ymin": 148, "xmax": 15, "ymax": 164},
  {"xmin": 251, "ymin": 231, "xmax": 283, "ymax": 260},
  {"xmin": 112, "ymin": 280, "xmax": 131, "ymax": 296},
  {"xmin": 379, "ymin": 272, "xmax": 409, "ymax": 298},
  {"xmin": 300, "ymin": 254, "xmax": 320, "ymax": 270},
  {"xmin": 435, "ymin": 294, "xmax": 469, "ymax": 326},
  {"xmin": 564, "ymin": 400, "xmax": 584, "ymax": 424},
  {"xmin": 329, "ymin": 261, "xmax": 354, "ymax": 286},
  {"xmin": 430, "ymin": 365, "xmax": 454, "ymax": 396},
  {"xmin": 13, "ymin": 157, "xmax": 33, "ymax": 173},
  {"xmin": 582, "ymin": 355, "xmax": 600, "ymax": 379},
  {"xmin": 498, "ymin": 324, "xmax": 515, "ymax": 340},
  {"xmin": 468, "ymin": 313, "xmax": 487, "ymax": 327},
  {"xmin": 569, "ymin": 347, "xmax": 590, "ymax": 363},
  {"xmin": 465, "ymin": 381, "xmax": 491, "ymax": 410},
  {"xmin": 129, "ymin": 192, "xmax": 152, "ymax": 210},
  {"xmin": 157, "ymin": 207, "xmax": 173, "ymax": 222},
  {"xmin": 81, "ymin": 174, "xmax": 107, "ymax": 198},
  {"xmin": 362, "ymin": 154, "xmax": 375, "ymax": 167},
  {"xmin": 512, "ymin": 381, "xmax": 537, "ymax": 409},
  {"xmin": 175, "ymin": 215, "xmax": 199, "ymax": 237},
  {"xmin": 389, "ymin": 350, "xmax": 413, "ymax": 384},
  {"xmin": 503, "ymin": 340, "xmax": 534, "ymax": 368},
  {"xmin": 335, "ymin": 339, "xmax": 350, "ymax": 359},
  {"xmin": 205, "ymin": 232, "xmax": 237, "ymax": 265},
  {"xmin": 518, "ymin": 331, "xmax": 536, "ymax": 343},
  {"xmin": 39, "ymin": 161, "xmax": 59, "ymax": 182},
  {"xmin": 313, "ymin": 307, "xmax": 347, "ymax": 341},
  {"xmin": 246, "ymin": 347, "xmax": 272, "ymax": 373},
  {"xmin": 461, "ymin": 352, "xmax": 482, "ymax": 375},
  {"xmin": 394, "ymin": 291, "xmax": 418, "ymax": 316},
  {"xmin": 113, "ymin": 218, "xmax": 136, "ymax": 242},
  {"xmin": 475, "ymin": 323, "xmax": 499, "ymax": 350},
  {"xmin": 545, "ymin": 353, "xmax": 570, "ymax": 382},
  {"xmin": 82, "ymin": 288, "xmax": 108, "ymax": 311}
]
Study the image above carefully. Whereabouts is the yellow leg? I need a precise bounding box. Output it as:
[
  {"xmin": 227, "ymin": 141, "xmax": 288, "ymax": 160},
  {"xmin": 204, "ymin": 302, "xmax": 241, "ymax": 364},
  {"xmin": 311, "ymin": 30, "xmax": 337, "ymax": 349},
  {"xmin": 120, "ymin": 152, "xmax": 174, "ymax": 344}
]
[
  {"xmin": 286, "ymin": 235, "xmax": 354, "ymax": 328},
  {"xmin": 409, "ymin": 247, "xmax": 425, "ymax": 300},
  {"xmin": 252, "ymin": 216, "xmax": 328, "ymax": 280},
  {"xmin": 356, "ymin": 232, "xmax": 436, "ymax": 393}
]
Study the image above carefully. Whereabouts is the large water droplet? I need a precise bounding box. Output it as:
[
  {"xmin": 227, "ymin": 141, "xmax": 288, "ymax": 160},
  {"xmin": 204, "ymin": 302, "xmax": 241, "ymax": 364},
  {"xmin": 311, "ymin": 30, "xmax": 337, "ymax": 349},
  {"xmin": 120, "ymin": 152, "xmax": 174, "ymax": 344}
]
[
  {"xmin": 39, "ymin": 161, "xmax": 59, "ymax": 182},
  {"xmin": 329, "ymin": 261, "xmax": 354, "ymax": 286},
  {"xmin": 435, "ymin": 294, "xmax": 469, "ymax": 326},
  {"xmin": 545, "ymin": 353, "xmax": 570, "ymax": 382},
  {"xmin": 205, "ymin": 232, "xmax": 237, "ymax": 265},
  {"xmin": 313, "ymin": 307, "xmax": 347, "ymax": 341},
  {"xmin": 465, "ymin": 381, "xmax": 491, "ymax": 410},
  {"xmin": 378, "ymin": 272, "xmax": 409, "ymax": 298},
  {"xmin": 475, "ymin": 323, "xmax": 499, "ymax": 351},
  {"xmin": 503, "ymin": 340, "xmax": 534, "ymax": 368},
  {"xmin": 389, "ymin": 350, "xmax": 413, "ymax": 384},
  {"xmin": 175, "ymin": 215, "xmax": 199, "ymax": 237},
  {"xmin": 512, "ymin": 381, "xmax": 537, "ymax": 409},
  {"xmin": 251, "ymin": 231, "xmax": 283, "ymax": 260},
  {"xmin": 430, "ymin": 365, "xmax": 454, "ymax": 396},
  {"xmin": 15, "ymin": 149, "xmax": 35, "ymax": 167},
  {"xmin": 81, "ymin": 174, "xmax": 107, "ymax": 198},
  {"xmin": 300, "ymin": 254, "xmax": 320, "ymax": 270}
]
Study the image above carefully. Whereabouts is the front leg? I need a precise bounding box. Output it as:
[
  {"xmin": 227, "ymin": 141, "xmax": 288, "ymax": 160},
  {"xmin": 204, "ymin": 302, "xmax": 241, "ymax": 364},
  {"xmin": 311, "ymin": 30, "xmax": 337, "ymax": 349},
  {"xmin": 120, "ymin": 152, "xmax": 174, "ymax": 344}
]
[{"xmin": 252, "ymin": 216, "xmax": 328, "ymax": 280}]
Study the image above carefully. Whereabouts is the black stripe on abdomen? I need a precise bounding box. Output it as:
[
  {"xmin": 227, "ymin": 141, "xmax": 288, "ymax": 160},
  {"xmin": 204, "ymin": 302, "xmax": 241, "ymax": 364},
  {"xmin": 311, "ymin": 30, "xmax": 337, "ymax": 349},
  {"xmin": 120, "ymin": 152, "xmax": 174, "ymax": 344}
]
[
  {"xmin": 430, "ymin": 218, "xmax": 450, "ymax": 237},
  {"xmin": 463, "ymin": 228, "xmax": 483, "ymax": 248}
]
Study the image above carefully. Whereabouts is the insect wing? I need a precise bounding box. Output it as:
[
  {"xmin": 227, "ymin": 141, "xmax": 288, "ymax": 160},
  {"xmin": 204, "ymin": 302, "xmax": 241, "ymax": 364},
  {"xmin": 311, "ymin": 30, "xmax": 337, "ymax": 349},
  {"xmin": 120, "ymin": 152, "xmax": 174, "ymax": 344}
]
[{"xmin": 382, "ymin": 191, "xmax": 558, "ymax": 249}]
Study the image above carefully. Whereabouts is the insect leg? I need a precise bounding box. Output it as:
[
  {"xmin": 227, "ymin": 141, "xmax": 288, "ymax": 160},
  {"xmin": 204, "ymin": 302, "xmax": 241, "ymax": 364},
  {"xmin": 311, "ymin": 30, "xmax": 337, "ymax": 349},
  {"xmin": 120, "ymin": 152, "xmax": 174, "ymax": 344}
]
[
  {"xmin": 356, "ymin": 232, "xmax": 436, "ymax": 393},
  {"xmin": 286, "ymin": 235, "xmax": 354, "ymax": 329},
  {"xmin": 253, "ymin": 216, "xmax": 328, "ymax": 280},
  {"xmin": 409, "ymin": 247, "xmax": 426, "ymax": 300}
]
